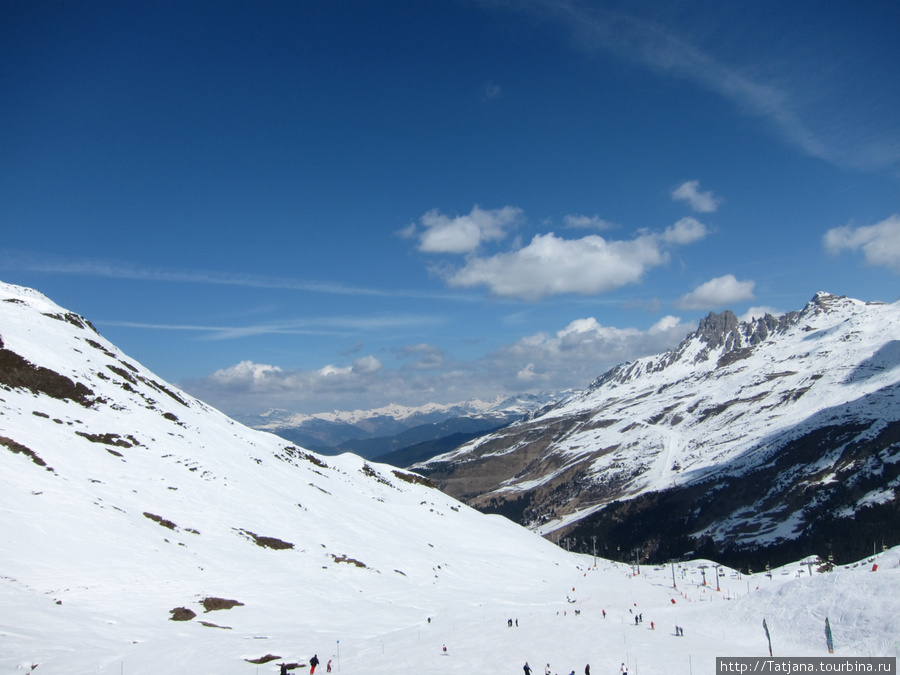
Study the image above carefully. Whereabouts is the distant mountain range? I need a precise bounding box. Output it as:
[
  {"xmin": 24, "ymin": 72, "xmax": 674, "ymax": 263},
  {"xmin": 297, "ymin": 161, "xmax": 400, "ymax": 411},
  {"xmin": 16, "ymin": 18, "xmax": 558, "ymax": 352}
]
[
  {"xmin": 241, "ymin": 393, "xmax": 566, "ymax": 460},
  {"xmin": 413, "ymin": 293, "xmax": 900, "ymax": 569}
]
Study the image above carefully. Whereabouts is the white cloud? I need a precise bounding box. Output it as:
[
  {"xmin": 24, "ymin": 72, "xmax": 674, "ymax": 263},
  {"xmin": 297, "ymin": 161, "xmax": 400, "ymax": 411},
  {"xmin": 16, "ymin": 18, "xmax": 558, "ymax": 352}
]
[
  {"xmin": 205, "ymin": 355, "xmax": 382, "ymax": 401},
  {"xmin": 409, "ymin": 205, "xmax": 523, "ymax": 254},
  {"xmin": 190, "ymin": 356, "xmax": 424, "ymax": 416},
  {"xmin": 442, "ymin": 218, "xmax": 708, "ymax": 300},
  {"xmin": 675, "ymin": 274, "xmax": 756, "ymax": 309},
  {"xmin": 823, "ymin": 215, "xmax": 900, "ymax": 273},
  {"xmin": 740, "ymin": 306, "xmax": 782, "ymax": 322},
  {"xmin": 648, "ymin": 315, "xmax": 683, "ymax": 333},
  {"xmin": 482, "ymin": 80, "xmax": 502, "ymax": 101},
  {"xmin": 662, "ymin": 217, "xmax": 709, "ymax": 244},
  {"xmin": 396, "ymin": 223, "xmax": 418, "ymax": 240},
  {"xmin": 406, "ymin": 203, "xmax": 710, "ymax": 301},
  {"xmin": 352, "ymin": 355, "xmax": 382, "ymax": 373},
  {"xmin": 487, "ymin": 314, "xmax": 694, "ymax": 390},
  {"xmin": 445, "ymin": 232, "xmax": 665, "ymax": 299},
  {"xmin": 209, "ymin": 361, "xmax": 285, "ymax": 391},
  {"xmin": 671, "ymin": 181, "xmax": 722, "ymax": 213},
  {"xmin": 185, "ymin": 313, "xmax": 697, "ymax": 416},
  {"xmin": 563, "ymin": 214, "xmax": 617, "ymax": 230},
  {"xmin": 516, "ymin": 362, "xmax": 537, "ymax": 382},
  {"xmin": 318, "ymin": 364, "xmax": 352, "ymax": 377},
  {"xmin": 319, "ymin": 355, "xmax": 382, "ymax": 377},
  {"xmin": 558, "ymin": 317, "xmax": 603, "ymax": 338}
]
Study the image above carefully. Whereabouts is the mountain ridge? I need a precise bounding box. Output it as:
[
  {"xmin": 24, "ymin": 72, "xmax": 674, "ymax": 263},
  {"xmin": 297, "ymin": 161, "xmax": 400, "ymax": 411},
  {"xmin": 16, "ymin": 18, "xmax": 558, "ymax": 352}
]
[
  {"xmin": 244, "ymin": 393, "xmax": 566, "ymax": 457},
  {"xmin": 414, "ymin": 292, "xmax": 900, "ymax": 568}
]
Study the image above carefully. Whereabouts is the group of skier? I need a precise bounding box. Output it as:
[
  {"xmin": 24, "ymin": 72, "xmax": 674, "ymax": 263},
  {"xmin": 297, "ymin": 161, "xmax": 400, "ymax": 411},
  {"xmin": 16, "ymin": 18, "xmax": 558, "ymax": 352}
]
[
  {"xmin": 524, "ymin": 663, "xmax": 593, "ymax": 675},
  {"xmin": 516, "ymin": 592, "xmax": 691, "ymax": 675}
]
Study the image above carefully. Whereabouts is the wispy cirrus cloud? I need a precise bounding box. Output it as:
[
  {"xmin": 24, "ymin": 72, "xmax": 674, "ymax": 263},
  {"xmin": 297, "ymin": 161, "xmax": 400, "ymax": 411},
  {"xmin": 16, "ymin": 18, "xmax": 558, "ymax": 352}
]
[
  {"xmin": 103, "ymin": 313, "xmax": 446, "ymax": 341},
  {"xmin": 0, "ymin": 253, "xmax": 476, "ymax": 302},
  {"xmin": 0, "ymin": 254, "xmax": 378, "ymax": 294},
  {"xmin": 511, "ymin": 1, "xmax": 827, "ymax": 160},
  {"xmin": 504, "ymin": 0, "xmax": 900, "ymax": 171}
]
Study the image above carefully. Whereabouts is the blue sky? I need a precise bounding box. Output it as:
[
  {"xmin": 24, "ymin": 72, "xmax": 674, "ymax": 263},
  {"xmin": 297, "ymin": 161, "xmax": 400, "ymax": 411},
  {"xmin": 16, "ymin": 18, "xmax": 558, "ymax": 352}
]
[{"xmin": 2, "ymin": 0, "xmax": 899, "ymax": 417}]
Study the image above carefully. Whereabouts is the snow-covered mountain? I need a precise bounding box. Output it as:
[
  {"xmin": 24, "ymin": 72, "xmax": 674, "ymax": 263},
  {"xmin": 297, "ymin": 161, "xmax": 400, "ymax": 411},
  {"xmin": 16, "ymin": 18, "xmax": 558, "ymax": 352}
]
[
  {"xmin": 0, "ymin": 281, "xmax": 572, "ymax": 672},
  {"xmin": 249, "ymin": 395, "xmax": 555, "ymax": 430},
  {"xmin": 2, "ymin": 281, "xmax": 899, "ymax": 673},
  {"xmin": 242, "ymin": 394, "xmax": 563, "ymax": 458},
  {"xmin": 414, "ymin": 293, "xmax": 900, "ymax": 568}
]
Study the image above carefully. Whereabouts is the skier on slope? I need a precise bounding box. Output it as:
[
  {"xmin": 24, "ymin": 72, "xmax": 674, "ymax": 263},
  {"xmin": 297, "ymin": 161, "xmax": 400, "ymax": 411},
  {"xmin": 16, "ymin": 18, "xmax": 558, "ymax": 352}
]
[
  {"xmin": 310, "ymin": 654, "xmax": 320, "ymax": 674},
  {"xmin": 524, "ymin": 661, "xmax": 532, "ymax": 675}
]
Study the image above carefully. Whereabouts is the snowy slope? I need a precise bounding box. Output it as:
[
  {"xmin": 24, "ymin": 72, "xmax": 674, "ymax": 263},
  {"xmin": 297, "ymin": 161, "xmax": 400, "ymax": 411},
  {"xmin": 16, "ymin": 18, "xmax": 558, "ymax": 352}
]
[
  {"xmin": 2, "ymin": 281, "xmax": 899, "ymax": 674},
  {"xmin": 0, "ymin": 281, "xmax": 573, "ymax": 672},
  {"xmin": 416, "ymin": 293, "xmax": 900, "ymax": 565}
]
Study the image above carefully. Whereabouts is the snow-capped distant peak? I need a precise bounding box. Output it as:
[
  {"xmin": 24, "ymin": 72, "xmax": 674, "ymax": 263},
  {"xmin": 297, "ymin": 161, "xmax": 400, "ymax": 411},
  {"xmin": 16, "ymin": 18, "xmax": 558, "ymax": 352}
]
[{"xmin": 250, "ymin": 393, "xmax": 565, "ymax": 429}]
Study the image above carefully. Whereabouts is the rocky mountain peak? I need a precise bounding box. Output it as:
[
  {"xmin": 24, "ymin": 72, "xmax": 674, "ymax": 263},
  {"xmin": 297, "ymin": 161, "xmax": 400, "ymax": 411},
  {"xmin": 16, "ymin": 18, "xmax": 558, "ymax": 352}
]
[
  {"xmin": 693, "ymin": 309, "xmax": 740, "ymax": 349},
  {"xmin": 805, "ymin": 291, "xmax": 852, "ymax": 314},
  {"xmin": 585, "ymin": 300, "xmax": 815, "ymax": 393}
]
